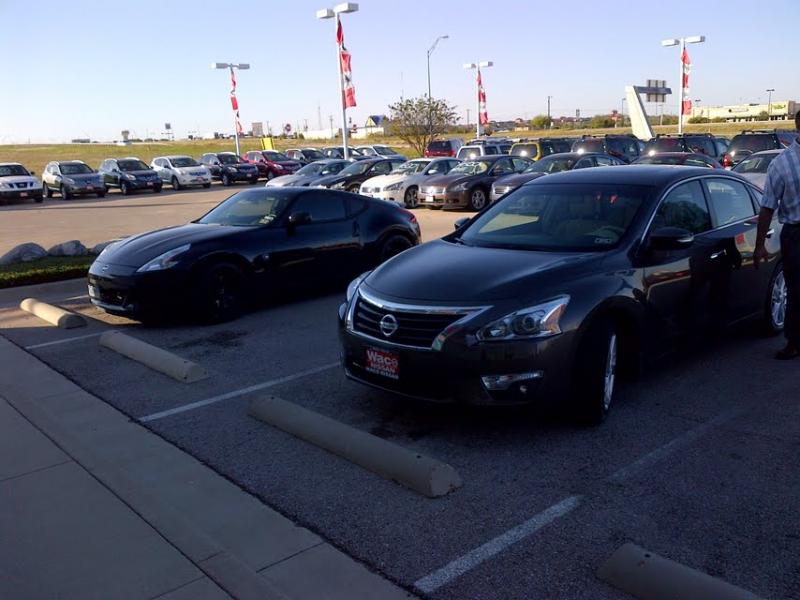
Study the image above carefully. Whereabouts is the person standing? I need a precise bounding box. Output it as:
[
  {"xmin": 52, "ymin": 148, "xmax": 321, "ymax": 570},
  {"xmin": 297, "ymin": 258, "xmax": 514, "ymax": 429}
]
[{"xmin": 754, "ymin": 110, "xmax": 800, "ymax": 359}]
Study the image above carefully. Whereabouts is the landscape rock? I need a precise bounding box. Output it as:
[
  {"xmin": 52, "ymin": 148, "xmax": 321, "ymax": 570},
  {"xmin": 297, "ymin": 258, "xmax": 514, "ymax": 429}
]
[
  {"xmin": 0, "ymin": 243, "xmax": 47, "ymax": 266},
  {"xmin": 47, "ymin": 240, "xmax": 88, "ymax": 257},
  {"xmin": 91, "ymin": 240, "xmax": 118, "ymax": 255}
]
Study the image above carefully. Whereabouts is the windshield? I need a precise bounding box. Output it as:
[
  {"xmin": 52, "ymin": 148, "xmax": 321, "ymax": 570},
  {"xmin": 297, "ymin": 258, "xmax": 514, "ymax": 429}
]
[
  {"xmin": 635, "ymin": 155, "xmax": 686, "ymax": 165},
  {"xmin": 375, "ymin": 146, "xmax": 398, "ymax": 156},
  {"xmin": 262, "ymin": 151, "xmax": 289, "ymax": 161},
  {"xmin": 296, "ymin": 162, "xmax": 326, "ymax": 175},
  {"xmin": 511, "ymin": 144, "xmax": 539, "ymax": 158},
  {"xmin": 730, "ymin": 135, "xmax": 778, "ymax": 154},
  {"xmin": 733, "ymin": 153, "xmax": 780, "ymax": 174},
  {"xmin": 340, "ymin": 161, "xmax": 372, "ymax": 176},
  {"xmin": 171, "ymin": 157, "xmax": 199, "ymax": 167},
  {"xmin": 61, "ymin": 163, "xmax": 93, "ymax": 175},
  {"xmin": 218, "ymin": 154, "xmax": 242, "ymax": 165},
  {"xmin": 0, "ymin": 164, "xmax": 29, "ymax": 176},
  {"xmin": 458, "ymin": 183, "xmax": 648, "ymax": 251},
  {"xmin": 428, "ymin": 141, "xmax": 452, "ymax": 150},
  {"xmin": 197, "ymin": 189, "xmax": 294, "ymax": 226},
  {"xmin": 574, "ymin": 139, "xmax": 604, "ymax": 153},
  {"xmin": 646, "ymin": 138, "xmax": 684, "ymax": 153},
  {"xmin": 118, "ymin": 159, "xmax": 149, "ymax": 171},
  {"xmin": 394, "ymin": 160, "xmax": 429, "ymax": 174},
  {"xmin": 303, "ymin": 149, "xmax": 325, "ymax": 159},
  {"xmin": 457, "ymin": 147, "xmax": 483, "ymax": 160},
  {"xmin": 526, "ymin": 156, "xmax": 576, "ymax": 173},
  {"xmin": 358, "ymin": 147, "xmax": 376, "ymax": 156},
  {"xmin": 450, "ymin": 160, "xmax": 491, "ymax": 175}
]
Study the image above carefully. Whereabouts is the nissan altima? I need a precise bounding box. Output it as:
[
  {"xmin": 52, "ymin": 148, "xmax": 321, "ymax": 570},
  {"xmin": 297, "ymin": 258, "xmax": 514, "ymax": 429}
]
[
  {"xmin": 89, "ymin": 187, "xmax": 420, "ymax": 322},
  {"xmin": 339, "ymin": 166, "xmax": 784, "ymax": 423}
]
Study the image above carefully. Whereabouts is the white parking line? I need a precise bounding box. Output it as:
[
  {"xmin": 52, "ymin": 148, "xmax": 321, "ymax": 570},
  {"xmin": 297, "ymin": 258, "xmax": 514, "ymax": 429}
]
[
  {"xmin": 138, "ymin": 361, "xmax": 340, "ymax": 423},
  {"xmin": 608, "ymin": 407, "xmax": 744, "ymax": 482},
  {"xmin": 414, "ymin": 495, "xmax": 581, "ymax": 594},
  {"xmin": 25, "ymin": 331, "xmax": 107, "ymax": 350}
]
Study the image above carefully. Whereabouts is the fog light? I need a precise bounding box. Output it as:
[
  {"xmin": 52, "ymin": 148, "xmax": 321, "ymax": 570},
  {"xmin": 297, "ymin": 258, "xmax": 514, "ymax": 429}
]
[{"xmin": 481, "ymin": 371, "xmax": 543, "ymax": 391}]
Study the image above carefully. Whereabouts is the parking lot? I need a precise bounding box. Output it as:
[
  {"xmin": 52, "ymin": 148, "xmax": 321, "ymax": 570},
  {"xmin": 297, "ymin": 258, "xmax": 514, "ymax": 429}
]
[{"xmin": 1, "ymin": 259, "xmax": 798, "ymax": 598}]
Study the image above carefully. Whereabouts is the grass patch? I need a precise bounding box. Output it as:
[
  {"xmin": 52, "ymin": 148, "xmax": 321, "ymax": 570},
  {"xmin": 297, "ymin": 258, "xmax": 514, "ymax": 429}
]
[{"xmin": 0, "ymin": 256, "xmax": 94, "ymax": 289}]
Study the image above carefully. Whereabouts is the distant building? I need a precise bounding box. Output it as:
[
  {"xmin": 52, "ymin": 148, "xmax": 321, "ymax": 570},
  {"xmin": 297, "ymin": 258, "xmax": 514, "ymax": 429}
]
[{"xmin": 692, "ymin": 100, "xmax": 798, "ymax": 122}]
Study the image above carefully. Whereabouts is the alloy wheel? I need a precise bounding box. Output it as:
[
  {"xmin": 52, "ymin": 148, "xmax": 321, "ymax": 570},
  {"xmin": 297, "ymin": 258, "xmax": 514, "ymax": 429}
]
[
  {"xmin": 603, "ymin": 333, "xmax": 617, "ymax": 411},
  {"xmin": 771, "ymin": 271, "xmax": 787, "ymax": 329},
  {"xmin": 470, "ymin": 189, "xmax": 486, "ymax": 211},
  {"xmin": 405, "ymin": 186, "xmax": 418, "ymax": 208}
]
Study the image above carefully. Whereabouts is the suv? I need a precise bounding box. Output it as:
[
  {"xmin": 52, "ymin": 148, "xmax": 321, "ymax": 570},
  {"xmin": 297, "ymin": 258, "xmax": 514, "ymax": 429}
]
[
  {"xmin": 42, "ymin": 160, "xmax": 105, "ymax": 199},
  {"xmin": 243, "ymin": 150, "xmax": 302, "ymax": 180},
  {"xmin": 98, "ymin": 157, "xmax": 162, "ymax": 195},
  {"xmin": 572, "ymin": 135, "xmax": 643, "ymax": 163},
  {"xmin": 643, "ymin": 134, "xmax": 718, "ymax": 159},
  {"xmin": 510, "ymin": 138, "xmax": 573, "ymax": 161},
  {"xmin": 0, "ymin": 162, "xmax": 43, "ymax": 203},
  {"xmin": 151, "ymin": 156, "xmax": 212, "ymax": 190},
  {"xmin": 200, "ymin": 152, "xmax": 260, "ymax": 186},
  {"xmin": 457, "ymin": 144, "xmax": 503, "ymax": 160},
  {"xmin": 424, "ymin": 138, "xmax": 464, "ymax": 157},
  {"xmin": 722, "ymin": 130, "xmax": 798, "ymax": 168}
]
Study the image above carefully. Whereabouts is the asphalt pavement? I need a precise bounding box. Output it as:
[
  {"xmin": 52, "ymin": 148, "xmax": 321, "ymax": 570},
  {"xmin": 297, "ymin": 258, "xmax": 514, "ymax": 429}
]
[{"xmin": 1, "ymin": 275, "xmax": 797, "ymax": 598}]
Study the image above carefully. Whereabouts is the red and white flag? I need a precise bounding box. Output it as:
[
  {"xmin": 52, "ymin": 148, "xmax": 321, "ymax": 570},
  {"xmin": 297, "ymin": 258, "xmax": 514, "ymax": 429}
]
[
  {"xmin": 337, "ymin": 20, "xmax": 357, "ymax": 109},
  {"xmin": 230, "ymin": 69, "xmax": 243, "ymax": 135},
  {"xmin": 478, "ymin": 69, "xmax": 488, "ymax": 125},
  {"xmin": 681, "ymin": 48, "xmax": 692, "ymax": 116}
]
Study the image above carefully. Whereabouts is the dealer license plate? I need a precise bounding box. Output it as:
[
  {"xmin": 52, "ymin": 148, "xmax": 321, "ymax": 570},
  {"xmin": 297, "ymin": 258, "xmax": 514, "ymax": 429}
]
[
  {"xmin": 20, "ymin": 192, "xmax": 28, "ymax": 197},
  {"xmin": 424, "ymin": 195, "xmax": 435, "ymax": 203},
  {"xmin": 365, "ymin": 347, "xmax": 399, "ymax": 380}
]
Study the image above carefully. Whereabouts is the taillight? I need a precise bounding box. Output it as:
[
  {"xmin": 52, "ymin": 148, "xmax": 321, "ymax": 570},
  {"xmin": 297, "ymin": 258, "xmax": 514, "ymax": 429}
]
[{"xmin": 722, "ymin": 154, "xmax": 731, "ymax": 168}]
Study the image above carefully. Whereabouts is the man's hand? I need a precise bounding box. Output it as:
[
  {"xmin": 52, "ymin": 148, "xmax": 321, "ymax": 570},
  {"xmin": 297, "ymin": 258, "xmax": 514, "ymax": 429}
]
[{"xmin": 754, "ymin": 244, "xmax": 769, "ymax": 269}]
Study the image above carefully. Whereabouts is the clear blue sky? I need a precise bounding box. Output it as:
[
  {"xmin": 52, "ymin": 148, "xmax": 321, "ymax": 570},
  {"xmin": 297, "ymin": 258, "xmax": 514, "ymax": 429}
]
[{"xmin": 1, "ymin": 0, "xmax": 798, "ymax": 143}]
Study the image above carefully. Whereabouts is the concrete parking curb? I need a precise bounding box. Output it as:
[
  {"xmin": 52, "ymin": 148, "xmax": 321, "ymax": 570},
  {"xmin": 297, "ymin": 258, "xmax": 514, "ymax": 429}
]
[
  {"xmin": 248, "ymin": 395, "xmax": 462, "ymax": 498},
  {"xmin": 597, "ymin": 543, "xmax": 763, "ymax": 600},
  {"xmin": 99, "ymin": 331, "xmax": 208, "ymax": 383},
  {"xmin": 20, "ymin": 298, "xmax": 86, "ymax": 329}
]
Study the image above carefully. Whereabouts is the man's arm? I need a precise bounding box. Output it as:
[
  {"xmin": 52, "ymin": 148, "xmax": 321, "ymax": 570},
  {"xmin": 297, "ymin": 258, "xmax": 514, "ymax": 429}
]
[{"xmin": 754, "ymin": 164, "xmax": 784, "ymax": 269}]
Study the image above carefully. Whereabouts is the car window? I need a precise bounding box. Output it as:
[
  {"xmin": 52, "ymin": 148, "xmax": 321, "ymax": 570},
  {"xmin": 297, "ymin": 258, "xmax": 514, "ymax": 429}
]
[
  {"xmin": 733, "ymin": 153, "xmax": 779, "ymax": 174},
  {"xmin": 371, "ymin": 161, "xmax": 392, "ymax": 175},
  {"xmin": 652, "ymin": 180, "xmax": 711, "ymax": 235},
  {"xmin": 348, "ymin": 194, "xmax": 367, "ymax": 214},
  {"xmin": 594, "ymin": 156, "xmax": 614, "ymax": 166},
  {"xmin": 704, "ymin": 178, "xmax": 756, "ymax": 226},
  {"xmin": 425, "ymin": 161, "xmax": 444, "ymax": 175},
  {"xmin": 197, "ymin": 189, "xmax": 293, "ymax": 226},
  {"xmin": 290, "ymin": 192, "xmax": 347, "ymax": 222},
  {"xmin": 491, "ymin": 158, "xmax": 514, "ymax": 176},
  {"xmin": 511, "ymin": 158, "xmax": 530, "ymax": 172},
  {"xmin": 574, "ymin": 158, "xmax": 595, "ymax": 169}
]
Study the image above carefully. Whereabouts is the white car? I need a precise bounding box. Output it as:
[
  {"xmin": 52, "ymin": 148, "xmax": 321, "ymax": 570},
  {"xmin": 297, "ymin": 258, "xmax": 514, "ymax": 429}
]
[
  {"xmin": 359, "ymin": 157, "xmax": 460, "ymax": 207},
  {"xmin": 0, "ymin": 162, "xmax": 43, "ymax": 203},
  {"xmin": 355, "ymin": 145, "xmax": 407, "ymax": 161},
  {"xmin": 150, "ymin": 155, "xmax": 212, "ymax": 190},
  {"xmin": 731, "ymin": 149, "xmax": 783, "ymax": 189}
]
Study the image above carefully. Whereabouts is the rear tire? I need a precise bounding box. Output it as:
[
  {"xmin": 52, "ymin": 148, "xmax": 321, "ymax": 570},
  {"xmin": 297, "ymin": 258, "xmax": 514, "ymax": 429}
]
[
  {"xmin": 96, "ymin": 191, "xmax": 106, "ymax": 198},
  {"xmin": 194, "ymin": 262, "xmax": 245, "ymax": 323},
  {"xmin": 763, "ymin": 262, "xmax": 786, "ymax": 335},
  {"xmin": 171, "ymin": 176, "xmax": 182, "ymax": 191},
  {"xmin": 572, "ymin": 318, "xmax": 618, "ymax": 425},
  {"xmin": 468, "ymin": 187, "xmax": 487, "ymax": 211},
  {"xmin": 378, "ymin": 234, "xmax": 413, "ymax": 263},
  {"xmin": 404, "ymin": 186, "xmax": 419, "ymax": 208},
  {"xmin": 249, "ymin": 176, "xmax": 259, "ymax": 185},
  {"xmin": 202, "ymin": 183, "xmax": 211, "ymax": 189}
]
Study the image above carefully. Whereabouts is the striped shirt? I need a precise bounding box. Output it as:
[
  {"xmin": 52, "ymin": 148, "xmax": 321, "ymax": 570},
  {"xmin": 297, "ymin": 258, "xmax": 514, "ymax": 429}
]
[{"xmin": 761, "ymin": 138, "xmax": 800, "ymax": 224}]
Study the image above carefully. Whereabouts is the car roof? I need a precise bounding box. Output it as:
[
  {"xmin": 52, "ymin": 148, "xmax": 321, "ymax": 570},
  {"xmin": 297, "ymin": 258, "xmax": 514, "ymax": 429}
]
[
  {"xmin": 162, "ymin": 155, "xmax": 192, "ymax": 159},
  {"xmin": 521, "ymin": 165, "xmax": 744, "ymax": 188},
  {"xmin": 748, "ymin": 149, "xmax": 784, "ymax": 156},
  {"xmin": 0, "ymin": 162, "xmax": 23, "ymax": 167},
  {"xmin": 543, "ymin": 152, "xmax": 604, "ymax": 159},
  {"xmin": 56, "ymin": 160, "xmax": 88, "ymax": 165}
]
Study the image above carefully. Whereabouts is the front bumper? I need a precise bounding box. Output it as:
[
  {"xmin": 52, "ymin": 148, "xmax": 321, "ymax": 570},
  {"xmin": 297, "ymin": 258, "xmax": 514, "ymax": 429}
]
[
  {"xmin": 1, "ymin": 188, "xmax": 42, "ymax": 200},
  {"xmin": 420, "ymin": 189, "xmax": 469, "ymax": 209},
  {"xmin": 177, "ymin": 173, "xmax": 212, "ymax": 186},
  {"xmin": 125, "ymin": 179, "xmax": 161, "ymax": 190},
  {"xmin": 220, "ymin": 169, "xmax": 258, "ymax": 182},
  {"xmin": 87, "ymin": 260, "xmax": 189, "ymax": 317},
  {"xmin": 338, "ymin": 301, "xmax": 572, "ymax": 405},
  {"xmin": 360, "ymin": 189, "xmax": 403, "ymax": 205},
  {"xmin": 65, "ymin": 183, "xmax": 104, "ymax": 195},
  {"xmin": 490, "ymin": 186, "xmax": 514, "ymax": 203}
]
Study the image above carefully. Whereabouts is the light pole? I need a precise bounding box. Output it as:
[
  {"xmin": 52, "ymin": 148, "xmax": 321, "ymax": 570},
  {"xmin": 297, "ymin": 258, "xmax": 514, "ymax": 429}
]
[
  {"xmin": 427, "ymin": 35, "xmax": 449, "ymax": 100},
  {"xmin": 661, "ymin": 35, "xmax": 705, "ymax": 134},
  {"xmin": 211, "ymin": 62, "xmax": 250, "ymax": 156},
  {"xmin": 463, "ymin": 61, "xmax": 493, "ymax": 138},
  {"xmin": 619, "ymin": 98, "xmax": 625, "ymax": 127},
  {"xmin": 766, "ymin": 88, "xmax": 775, "ymax": 121},
  {"xmin": 547, "ymin": 95, "xmax": 553, "ymax": 129},
  {"xmin": 316, "ymin": 2, "xmax": 359, "ymax": 159}
]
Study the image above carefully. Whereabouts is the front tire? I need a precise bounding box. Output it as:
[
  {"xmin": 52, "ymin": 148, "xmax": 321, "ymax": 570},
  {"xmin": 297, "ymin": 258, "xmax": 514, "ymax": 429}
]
[
  {"xmin": 171, "ymin": 176, "xmax": 183, "ymax": 191},
  {"xmin": 404, "ymin": 186, "xmax": 419, "ymax": 208},
  {"xmin": 60, "ymin": 185, "xmax": 71, "ymax": 200},
  {"xmin": 202, "ymin": 182, "xmax": 211, "ymax": 189},
  {"xmin": 120, "ymin": 181, "xmax": 130, "ymax": 196},
  {"xmin": 222, "ymin": 173, "xmax": 232, "ymax": 186},
  {"xmin": 153, "ymin": 185, "xmax": 162, "ymax": 194},
  {"xmin": 43, "ymin": 184, "xmax": 52, "ymax": 199},
  {"xmin": 764, "ymin": 262, "xmax": 786, "ymax": 335},
  {"xmin": 194, "ymin": 263, "xmax": 245, "ymax": 323},
  {"xmin": 468, "ymin": 187, "xmax": 487, "ymax": 211},
  {"xmin": 378, "ymin": 234, "xmax": 413, "ymax": 264},
  {"xmin": 572, "ymin": 319, "xmax": 618, "ymax": 425},
  {"xmin": 347, "ymin": 184, "xmax": 360, "ymax": 193}
]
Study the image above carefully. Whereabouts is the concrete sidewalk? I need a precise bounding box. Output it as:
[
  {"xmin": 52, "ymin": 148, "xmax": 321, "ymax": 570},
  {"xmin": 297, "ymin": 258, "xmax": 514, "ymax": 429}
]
[{"xmin": 0, "ymin": 334, "xmax": 412, "ymax": 600}]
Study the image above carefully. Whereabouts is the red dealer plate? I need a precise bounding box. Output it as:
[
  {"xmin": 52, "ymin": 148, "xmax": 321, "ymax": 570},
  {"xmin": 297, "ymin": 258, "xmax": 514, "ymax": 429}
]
[{"xmin": 365, "ymin": 347, "xmax": 399, "ymax": 380}]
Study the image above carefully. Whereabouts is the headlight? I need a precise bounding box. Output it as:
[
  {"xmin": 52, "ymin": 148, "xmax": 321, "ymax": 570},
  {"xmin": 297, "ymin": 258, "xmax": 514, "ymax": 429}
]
[
  {"xmin": 0, "ymin": 181, "xmax": 9, "ymax": 189},
  {"xmin": 225, "ymin": 166, "xmax": 236, "ymax": 173},
  {"xmin": 331, "ymin": 181, "xmax": 346, "ymax": 190},
  {"xmin": 136, "ymin": 244, "xmax": 191, "ymax": 273},
  {"xmin": 346, "ymin": 271, "xmax": 371, "ymax": 302},
  {"xmin": 384, "ymin": 182, "xmax": 403, "ymax": 191},
  {"xmin": 123, "ymin": 173, "xmax": 136, "ymax": 180},
  {"xmin": 451, "ymin": 182, "xmax": 469, "ymax": 192},
  {"xmin": 64, "ymin": 177, "xmax": 76, "ymax": 184},
  {"xmin": 477, "ymin": 296, "xmax": 570, "ymax": 342},
  {"xmin": 647, "ymin": 150, "xmax": 656, "ymax": 156}
]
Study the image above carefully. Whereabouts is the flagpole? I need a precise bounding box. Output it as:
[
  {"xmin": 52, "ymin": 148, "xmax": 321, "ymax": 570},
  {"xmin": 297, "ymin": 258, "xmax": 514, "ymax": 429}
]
[
  {"xmin": 476, "ymin": 66, "xmax": 481, "ymax": 138},
  {"xmin": 335, "ymin": 15, "xmax": 350, "ymax": 160},
  {"xmin": 678, "ymin": 38, "xmax": 685, "ymax": 135},
  {"xmin": 230, "ymin": 65, "xmax": 241, "ymax": 156}
]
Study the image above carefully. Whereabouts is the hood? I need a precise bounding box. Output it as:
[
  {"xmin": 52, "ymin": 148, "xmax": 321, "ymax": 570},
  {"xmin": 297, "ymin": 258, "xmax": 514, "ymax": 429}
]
[
  {"xmin": 125, "ymin": 169, "xmax": 159, "ymax": 177},
  {"xmin": 100, "ymin": 223, "xmax": 243, "ymax": 267},
  {"xmin": 273, "ymin": 160, "xmax": 302, "ymax": 169},
  {"xmin": 364, "ymin": 239, "xmax": 602, "ymax": 302},
  {"xmin": 65, "ymin": 172, "xmax": 100, "ymax": 181},
  {"xmin": 493, "ymin": 172, "xmax": 545, "ymax": 188},
  {"xmin": 424, "ymin": 173, "xmax": 479, "ymax": 190},
  {"xmin": 315, "ymin": 173, "xmax": 351, "ymax": 187},
  {"xmin": 268, "ymin": 173, "xmax": 313, "ymax": 187},
  {"xmin": 362, "ymin": 173, "xmax": 404, "ymax": 188},
  {"xmin": 1, "ymin": 175, "xmax": 39, "ymax": 185}
]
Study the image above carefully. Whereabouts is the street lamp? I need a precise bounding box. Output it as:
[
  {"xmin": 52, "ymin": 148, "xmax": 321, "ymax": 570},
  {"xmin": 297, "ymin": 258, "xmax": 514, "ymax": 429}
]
[
  {"xmin": 211, "ymin": 62, "xmax": 250, "ymax": 156},
  {"xmin": 317, "ymin": 2, "xmax": 359, "ymax": 159},
  {"xmin": 661, "ymin": 35, "xmax": 705, "ymax": 134},
  {"xmin": 427, "ymin": 35, "xmax": 448, "ymax": 100},
  {"xmin": 766, "ymin": 88, "xmax": 775, "ymax": 121},
  {"xmin": 463, "ymin": 60, "xmax": 493, "ymax": 138}
]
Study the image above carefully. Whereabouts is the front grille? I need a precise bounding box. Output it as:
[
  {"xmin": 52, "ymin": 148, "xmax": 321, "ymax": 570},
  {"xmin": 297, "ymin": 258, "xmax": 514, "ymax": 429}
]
[
  {"xmin": 14, "ymin": 182, "xmax": 30, "ymax": 189},
  {"xmin": 421, "ymin": 186, "xmax": 445, "ymax": 195},
  {"xmin": 362, "ymin": 186, "xmax": 380, "ymax": 194},
  {"xmin": 97, "ymin": 287, "xmax": 128, "ymax": 307},
  {"xmin": 353, "ymin": 297, "xmax": 464, "ymax": 348}
]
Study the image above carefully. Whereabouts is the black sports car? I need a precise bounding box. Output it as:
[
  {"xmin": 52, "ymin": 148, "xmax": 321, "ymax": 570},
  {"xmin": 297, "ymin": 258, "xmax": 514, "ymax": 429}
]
[
  {"xmin": 88, "ymin": 188, "xmax": 421, "ymax": 322},
  {"xmin": 339, "ymin": 166, "xmax": 784, "ymax": 423}
]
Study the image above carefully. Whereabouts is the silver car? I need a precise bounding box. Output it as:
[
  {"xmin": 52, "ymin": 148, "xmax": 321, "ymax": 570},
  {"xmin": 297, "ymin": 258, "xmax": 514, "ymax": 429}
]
[{"xmin": 731, "ymin": 149, "xmax": 783, "ymax": 189}]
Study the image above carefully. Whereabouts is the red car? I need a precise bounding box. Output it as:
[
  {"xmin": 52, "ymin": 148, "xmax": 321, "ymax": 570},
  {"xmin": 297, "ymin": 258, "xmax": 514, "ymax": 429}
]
[
  {"xmin": 424, "ymin": 138, "xmax": 464, "ymax": 158},
  {"xmin": 244, "ymin": 150, "xmax": 303, "ymax": 180}
]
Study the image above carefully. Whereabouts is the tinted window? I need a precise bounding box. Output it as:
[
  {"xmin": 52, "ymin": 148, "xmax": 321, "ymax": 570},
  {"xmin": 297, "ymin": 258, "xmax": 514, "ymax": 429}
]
[
  {"xmin": 428, "ymin": 141, "xmax": 453, "ymax": 151},
  {"xmin": 510, "ymin": 143, "xmax": 539, "ymax": 158},
  {"xmin": 684, "ymin": 157, "xmax": 714, "ymax": 168},
  {"xmin": 491, "ymin": 158, "xmax": 514, "ymax": 175},
  {"xmin": 705, "ymin": 178, "xmax": 756, "ymax": 226},
  {"xmin": 118, "ymin": 159, "xmax": 149, "ymax": 171},
  {"xmin": 574, "ymin": 158, "xmax": 594, "ymax": 169},
  {"xmin": 511, "ymin": 158, "xmax": 530, "ymax": 172},
  {"xmin": 290, "ymin": 192, "xmax": 347, "ymax": 222},
  {"xmin": 647, "ymin": 138, "xmax": 685, "ymax": 153},
  {"xmin": 733, "ymin": 153, "xmax": 779, "ymax": 174},
  {"xmin": 652, "ymin": 181, "xmax": 711, "ymax": 234},
  {"xmin": 303, "ymin": 149, "xmax": 325, "ymax": 159},
  {"xmin": 0, "ymin": 164, "xmax": 29, "ymax": 176},
  {"xmin": 573, "ymin": 139, "xmax": 604, "ymax": 153},
  {"xmin": 457, "ymin": 147, "xmax": 483, "ymax": 160},
  {"xmin": 527, "ymin": 156, "xmax": 577, "ymax": 173},
  {"xmin": 60, "ymin": 163, "xmax": 92, "ymax": 175},
  {"xmin": 171, "ymin": 157, "xmax": 198, "ymax": 167},
  {"xmin": 370, "ymin": 161, "xmax": 392, "ymax": 175},
  {"xmin": 594, "ymin": 156, "xmax": 614, "ymax": 166},
  {"xmin": 218, "ymin": 154, "xmax": 241, "ymax": 165},
  {"xmin": 689, "ymin": 137, "xmax": 716, "ymax": 156},
  {"xmin": 730, "ymin": 134, "xmax": 779, "ymax": 154},
  {"xmin": 198, "ymin": 189, "xmax": 293, "ymax": 226}
]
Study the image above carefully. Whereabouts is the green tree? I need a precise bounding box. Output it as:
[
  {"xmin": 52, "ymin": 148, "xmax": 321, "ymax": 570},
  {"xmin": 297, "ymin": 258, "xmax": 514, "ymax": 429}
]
[
  {"xmin": 530, "ymin": 114, "xmax": 551, "ymax": 129},
  {"xmin": 589, "ymin": 115, "xmax": 615, "ymax": 128},
  {"xmin": 388, "ymin": 96, "xmax": 459, "ymax": 157},
  {"xmin": 688, "ymin": 116, "xmax": 710, "ymax": 124},
  {"xmin": 757, "ymin": 111, "xmax": 770, "ymax": 121}
]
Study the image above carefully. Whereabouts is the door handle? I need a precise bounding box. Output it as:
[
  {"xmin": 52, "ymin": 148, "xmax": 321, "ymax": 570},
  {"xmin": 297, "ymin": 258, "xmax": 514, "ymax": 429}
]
[{"xmin": 710, "ymin": 249, "xmax": 726, "ymax": 260}]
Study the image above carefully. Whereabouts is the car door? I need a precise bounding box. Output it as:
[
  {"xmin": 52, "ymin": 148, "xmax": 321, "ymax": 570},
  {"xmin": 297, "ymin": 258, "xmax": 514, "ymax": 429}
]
[
  {"xmin": 641, "ymin": 179, "xmax": 727, "ymax": 341},
  {"xmin": 156, "ymin": 159, "xmax": 170, "ymax": 182},
  {"xmin": 702, "ymin": 177, "xmax": 768, "ymax": 321},
  {"xmin": 489, "ymin": 157, "xmax": 514, "ymax": 181},
  {"xmin": 269, "ymin": 190, "xmax": 358, "ymax": 283}
]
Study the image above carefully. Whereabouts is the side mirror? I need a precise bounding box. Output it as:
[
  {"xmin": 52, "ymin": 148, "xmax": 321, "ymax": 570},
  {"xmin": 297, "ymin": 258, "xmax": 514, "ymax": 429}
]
[
  {"xmin": 454, "ymin": 217, "xmax": 469, "ymax": 230},
  {"xmin": 29, "ymin": 170, "xmax": 36, "ymax": 176},
  {"xmin": 287, "ymin": 211, "xmax": 312, "ymax": 229},
  {"xmin": 648, "ymin": 227, "xmax": 694, "ymax": 251}
]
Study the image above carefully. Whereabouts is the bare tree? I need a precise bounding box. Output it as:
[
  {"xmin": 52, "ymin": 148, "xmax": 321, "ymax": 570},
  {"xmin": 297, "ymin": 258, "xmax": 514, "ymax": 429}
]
[{"xmin": 388, "ymin": 96, "xmax": 459, "ymax": 157}]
